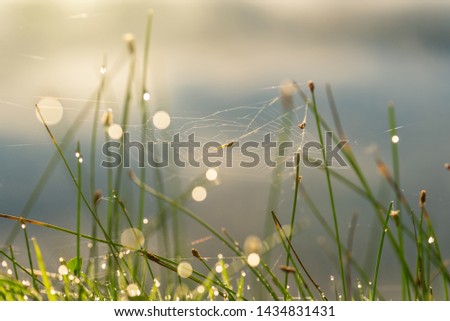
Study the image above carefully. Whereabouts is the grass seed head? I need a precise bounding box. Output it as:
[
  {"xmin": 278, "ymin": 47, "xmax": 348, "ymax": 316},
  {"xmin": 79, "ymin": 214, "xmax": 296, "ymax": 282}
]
[
  {"xmin": 419, "ymin": 189, "xmax": 427, "ymax": 207},
  {"xmin": 308, "ymin": 80, "xmax": 315, "ymax": 93}
]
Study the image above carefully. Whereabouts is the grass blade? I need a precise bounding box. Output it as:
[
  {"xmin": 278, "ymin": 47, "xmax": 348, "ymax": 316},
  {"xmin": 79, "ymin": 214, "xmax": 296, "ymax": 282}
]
[
  {"xmin": 372, "ymin": 202, "xmax": 393, "ymax": 300},
  {"xmin": 32, "ymin": 238, "xmax": 57, "ymax": 301}
]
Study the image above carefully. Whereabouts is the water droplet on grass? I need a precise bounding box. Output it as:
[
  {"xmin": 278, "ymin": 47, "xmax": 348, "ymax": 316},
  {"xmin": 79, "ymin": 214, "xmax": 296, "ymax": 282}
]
[
  {"xmin": 143, "ymin": 92, "xmax": 151, "ymax": 101},
  {"xmin": 126, "ymin": 284, "xmax": 141, "ymax": 298},
  {"xmin": 120, "ymin": 228, "xmax": 145, "ymax": 250},
  {"xmin": 108, "ymin": 123, "xmax": 123, "ymax": 140},
  {"xmin": 215, "ymin": 264, "xmax": 223, "ymax": 274},
  {"xmin": 192, "ymin": 186, "xmax": 207, "ymax": 202},
  {"xmin": 391, "ymin": 135, "xmax": 399, "ymax": 144},
  {"xmin": 58, "ymin": 265, "xmax": 68, "ymax": 276},
  {"xmin": 247, "ymin": 253, "xmax": 260, "ymax": 267},
  {"xmin": 35, "ymin": 97, "xmax": 63, "ymax": 125},
  {"xmin": 152, "ymin": 111, "xmax": 171, "ymax": 130},
  {"xmin": 205, "ymin": 168, "xmax": 218, "ymax": 181},
  {"xmin": 177, "ymin": 261, "xmax": 193, "ymax": 279}
]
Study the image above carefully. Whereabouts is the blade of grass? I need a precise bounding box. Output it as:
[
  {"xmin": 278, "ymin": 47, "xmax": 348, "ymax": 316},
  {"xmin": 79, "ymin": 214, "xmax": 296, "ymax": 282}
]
[
  {"xmin": 388, "ymin": 102, "xmax": 410, "ymax": 300},
  {"xmin": 136, "ymin": 8, "xmax": 154, "ymax": 280},
  {"xmin": 346, "ymin": 212, "xmax": 358, "ymax": 299},
  {"xmin": 371, "ymin": 202, "xmax": 393, "ymax": 300},
  {"xmin": 308, "ymin": 81, "xmax": 346, "ymax": 299},
  {"xmin": 76, "ymin": 142, "xmax": 82, "ymax": 277},
  {"xmin": 421, "ymin": 201, "xmax": 449, "ymax": 299},
  {"xmin": 22, "ymin": 223, "xmax": 38, "ymax": 292},
  {"xmin": 272, "ymin": 210, "xmax": 327, "ymax": 300},
  {"xmin": 31, "ymin": 238, "xmax": 57, "ymax": 301},
  {"xmin": 9, "ymin": 245, "xmax": 19, "ymax": 280}
]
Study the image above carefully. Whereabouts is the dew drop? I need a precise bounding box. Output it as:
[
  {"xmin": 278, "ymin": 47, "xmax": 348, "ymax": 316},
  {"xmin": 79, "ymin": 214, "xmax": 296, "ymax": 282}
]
[
  {"xmin": 78, "ymin": 157, "xmax": 83, "ymax": 164},
  {"xmin": 192, "ymin": 186, "xmax": 207, "ymax": 202},
  {"xmin": 75, "ymin": 152, "xmax": 80, "ymax": 158},
  {"xmin": 143, "ymin": 92, "xmax": 151, "ymax": 101},
  {"xmin": 197, "ymin": 285, "xmax": 205, "ymax": 294},
  {"xmin": 58, "ymin": 265, "xmax": 68, "ymax": 276},
  {"xmin": 35, "ymin": 97, "xmax": 64, "ymax": 125},
  {"xmin": 215, "ymin": 264, "xmax": 223, "ymax": 274},
  {"xmin": 120, "ymin": 228, "xmax": 145, "ymax": 250},
  {"xmin": 152, "ymin": 111, "xmax": 171, "ymax": 130},
  {"xmin": 391, "ymin": 135, "xmax": 399, "ymax": 144},
  {"xmin": 205, "ymin": 168, "xmax": 218, "ymax": 181},
  {"xmin": 100, "ymin": 66, "xmax": 107, "ymax": 75},
  {"xmin": 108, "ymin": 123, "xmax": 123, "ymax": 140},
  {"xmin": 154, "ymin": 279, "xmax": 160, "ymax": 288},
  {"xmin": 126, "ymin": 284, "xmax": 141, "ymax": 297},
  {"xmin": 1, "ymin": 261, "xmax": 7, "ymax": 268},
  {"xmin": 428, "ymin": 236, "xmax": 435, "ymax": 244},
  {"xmin": 177, "ymin": 261, "xmax": 193, "ymax": 279},
  {"xmin": 143, "ymin": 218, "xmax": 149, "ymax": 225},
  {"xmin": 247, "ymin": 253, "xmax": 260, "ymax": 267},
  {"xmin": 21, "ymin": 224, "xmax": 26, "ymax": 229},
  {"xmin": 6, "ymin": 269, "xmax": 12, "ymax": 275}
]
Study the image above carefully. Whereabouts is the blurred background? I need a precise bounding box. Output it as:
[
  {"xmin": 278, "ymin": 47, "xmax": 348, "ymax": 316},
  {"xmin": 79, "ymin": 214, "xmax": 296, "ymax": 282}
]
[{"xmin": 1, "ymin": 0, "xmax": 450, "ymax": 299}]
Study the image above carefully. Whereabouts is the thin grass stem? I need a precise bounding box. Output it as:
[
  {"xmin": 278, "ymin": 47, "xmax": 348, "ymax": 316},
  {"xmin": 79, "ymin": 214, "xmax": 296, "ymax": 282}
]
[
  {"xmin": 308, "ymin": 81, "xmax": 346, "ymax": 299},
  {"xmin": 372, "ymin": 202, "xmax": 393, "ymax": 300}
]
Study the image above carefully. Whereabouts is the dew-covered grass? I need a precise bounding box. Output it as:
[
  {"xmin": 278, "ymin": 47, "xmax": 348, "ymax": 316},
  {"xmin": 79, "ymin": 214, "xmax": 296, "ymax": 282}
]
[{"xmin": 1, "ymin": 8, "xmax": 449, "ymax": 302}]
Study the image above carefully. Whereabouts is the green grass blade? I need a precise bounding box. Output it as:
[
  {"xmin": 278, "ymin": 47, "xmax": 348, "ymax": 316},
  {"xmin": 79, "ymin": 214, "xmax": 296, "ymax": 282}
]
[
  {"xmin": 308, "ymin": 81, "xmax": 346, "ymax": 299},
  {"xmin": 32, "ymin": 238, "xmax": 57, "ymax": 301},
  {"xmin": 372, "ymin": 202, "xmax": 393, "ymax": 300}
]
